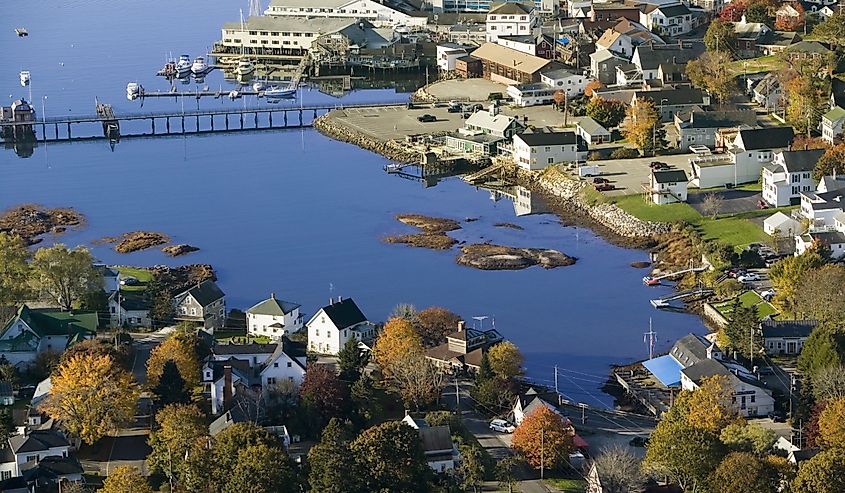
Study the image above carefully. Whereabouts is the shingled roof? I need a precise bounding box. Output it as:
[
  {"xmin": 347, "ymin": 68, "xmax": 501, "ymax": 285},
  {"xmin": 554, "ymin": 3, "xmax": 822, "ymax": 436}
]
[
  {"xmin": 320, "ymin": 298, "xmax": 367, "ymax": 330},
  {"xmin": 179, "ymin": 280, "xmax": 225, "ymax": 307},
  {"xmin": 761, "ymin": 319, "xmax": 818, "ymax": 339}
]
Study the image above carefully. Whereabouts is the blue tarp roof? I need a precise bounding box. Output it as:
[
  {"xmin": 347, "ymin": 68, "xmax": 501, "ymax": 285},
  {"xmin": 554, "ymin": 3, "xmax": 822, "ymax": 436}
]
[{"xmin": 643, "ymin": 354, "xmax": 683, "ymax": 387}]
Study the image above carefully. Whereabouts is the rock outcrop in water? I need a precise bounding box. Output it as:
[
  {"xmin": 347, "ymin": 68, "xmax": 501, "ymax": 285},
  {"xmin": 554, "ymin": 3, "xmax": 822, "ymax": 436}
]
[
  {"xmin": 110, "ymin": 231, "xmax": 170, "ymax": 253},
  {"xmin": 383, "ymin": 214, "xmax": 461, "ymax": 250},
  {"xmin": 0, "ymin": 205, "xmax": 84, "ymax": 245},
  {"xmin": 456, "ymin": 244, "xmax": 576, "ymax": 270},
  {"xmin": 162, "ymin": 244, "xmax": 200, "ymax": 257}
]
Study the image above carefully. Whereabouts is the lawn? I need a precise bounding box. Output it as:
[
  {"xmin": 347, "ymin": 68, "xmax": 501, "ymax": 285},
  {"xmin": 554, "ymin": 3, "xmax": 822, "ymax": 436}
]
[
  {"xmin": 116, "ymin": 267, "xmax": 154, "ymax": 292},
  {"xmin": 713, "ymin": 290, "xmax": 778, "ymax": 319},
  {"xmin": 545, "ymin": 478, "xmax": 587, "ymax": 492},
  {"xmin": 728, "ymin": 55, "xmax": 785, "ymax": 76},
  {"xmin": 612, "ymin": 194, "xmax": 768, "ymax": 247}
]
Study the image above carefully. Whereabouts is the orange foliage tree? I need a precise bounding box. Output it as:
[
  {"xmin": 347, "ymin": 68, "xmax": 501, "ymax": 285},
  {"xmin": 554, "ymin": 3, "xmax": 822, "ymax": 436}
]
[{"xmin": 511, "ymin": 406, "xmax": 575, "ymax": 472}]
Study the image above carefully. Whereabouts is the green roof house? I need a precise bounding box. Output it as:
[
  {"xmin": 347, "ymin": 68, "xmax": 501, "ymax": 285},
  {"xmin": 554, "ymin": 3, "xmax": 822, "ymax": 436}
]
[
  {"xmin": 0, "ymin": 305, "xmax": 98, "ymax": 366},
  {"xmin": 822, "ymin": 105, "xmax": 845, "ymax": 145},
  {"xmin": 246, "ymin": 293, "xmax": 303, "ymax": 341}
]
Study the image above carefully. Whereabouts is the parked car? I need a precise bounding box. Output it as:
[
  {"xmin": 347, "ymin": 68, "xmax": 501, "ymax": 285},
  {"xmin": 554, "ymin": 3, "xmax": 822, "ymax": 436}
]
[
  {"xmin": 757, "ymin": 366, "xmax": 775, "ymax": 375},
  {"xmin": 757, "ymin": 199, "xmax": 769, "ymax": 209},
  {"xmin": 447, "ymin": 105, "xmax": 462, "ymax": 113},
  {"xmin": 649, "ymin": 161, "xmax": 666, "ymax": 169},
  {"xmin": 593, "ymin": 177, "xmax": 609, "ymax": 184},
  {"xmin": 629, "ymin": 436, "xmax": 648, "ymax": 447},
  {"xmin": 120, "ymin": 277, "xmax": 140, "ymax": 286},
  {"xmin": 595, "ymin": 183, "xmax": 615, "ymax": 191},
  {"xmin": 725, "ymin": 268, "xmax": 746, "ymax": 279},
  {"xmin": 464, "ymin": 103, "xmax": 483, "ymax": 112},
  {"xmin": 760, "ymin": 289, "xmax": 776, "ymax": 301},
  {"xmin": 738, "ymin": 273, "xmax": 760, "ymax": 282},
  {"xmin": 417, "ymin": 114, "xmax": 436, "ymax": 122},
  {"xmin": 489, "ymin": 419, "xmax": 515, "ymax": 433}
]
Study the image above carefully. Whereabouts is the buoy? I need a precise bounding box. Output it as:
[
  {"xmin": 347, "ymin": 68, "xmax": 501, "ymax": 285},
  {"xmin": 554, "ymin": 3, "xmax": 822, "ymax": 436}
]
[{"xmin": 60, "ymin": 62, "xmax": 64, "ymax": 66}]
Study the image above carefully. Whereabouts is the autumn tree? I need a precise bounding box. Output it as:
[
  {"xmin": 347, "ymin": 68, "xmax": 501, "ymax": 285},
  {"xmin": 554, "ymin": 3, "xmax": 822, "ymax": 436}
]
[
  {"xmin": 30, "ymin": 244, "xmax": 103, "ymax": 311},
  {"xmin": 488, "ymin": 341, "xmax": 524, "ymax": 379},
  {"xmin": 459, "ymin": 444, "xmax": 486, "ymax": 493},
  {"xmin": 710, "ymin": 452, "xmax": 775, "ymax": 493},
  {"xmin": 816, "ymin": 396, "xmax": 845, "ymax": 448},
  {"xmin": 706, "ymin": 19, "xmax": 738, "ymax": 51},
  {"xmin": 0, "ymin": 233, "xmax": 31, "ymax": 320},
  {"xmin": 745, "ymin": 1, "xmax": 771, "ymax": 23},
  {"xmin": 795, "ymin": 264, "xmax": 845, "ymax": 324},
  {"xmin": 687, "ymin": 51, "xmax": 738, "ymax": 104},
  {"xmin": 813, "ymin": 13, "xmax": 845, "ymax": 47},
  {"xmin": 372, "ymin": 316, "xmax": 423, "ymax": 376},
  {"xmin": 146, "ymin": 333, "xmax": 201, "ymax": 393},
  {"xmin": 624, "ymin": 99, "xmax": 665, "ymax": 155},
  {"xmin": 683, "ymin": 375, "xmax": 738, "ymax": 432},
  {"xmin": 350, "ymin": 421, "xmax": 432, "ymax": 493},
  {"xmin": 587, "ymin": 445, "xmax": 645, "ymax": 493},
  {"xmin": 495, "ymin": 456, "xmax": 524, "ymax": 493},
  {"xmin": 225, "ymin": 442, "xmax": 298, "ymax": 493},
  {"xmin": 585, "ymin": 97, "xmax": 627, "ymax": 129},
  {"xmin": 791, "ymin": 135, "xmax": 830, "ymax": 151},
  {"xmin": 308, "ymin": 419, "xmax": 362, "ymax": 493},
  {"xmin": 775, "ymin": 2, "xmax": 804, "ymax": 31},
  {"xmin": 147, "ymin": 404, "xmax": 207, "ymax": 487},
  {"xmin": 43, "ymin": 353, "xmax": 138, "ymax": 444},
  {"xmin": 813, "ymin": 143, "xmax": 845, "ymax": 181},
  {"xmin": 769, "ymin": 251, "xmax": 825, "ymax": 315},
  {"xmin": 61, "ymin": 338, "xmax": 131, "ymax": 371},
  {"xmin": 386, "ymin": 352, "xmax": 443, "ymax": 411},
  {"xmin": 412, "ymin": 306, "xmax": 462, "ymax": 347},
  {"xmin": 511, "ymin": 406, "xmax": 575, "ymax": 472},
  {"xmin": 781, "ymin": 59, "xmax": 830, "ymax": 136},
  {"xmin": 720, "ymin": 422, "xmax": 777, "ymax": 456},
  {"xmin": 643, "ymin": 418, "xmax": 726, "ymax": 491},
  {"xmin": 390, "ymin": 303, "xmax": 417, "ymax": 320},
  {"xmin": 300, "ymin": 363, "xmax": 350, "ymax": 423},
  {"xmin": 584, "ymin": 80, "xmax": 605, "ymax": 97},
  {"xmin": 701, "ymin": 192, "xmax": 724, "ymax": 219},
  {"xmin": 792, "ymin": 448, "xmax": 845, "ymax": 492},
  {"xmin": 100, "ymin": 466, "xmax": 153, "ymax": 493}
]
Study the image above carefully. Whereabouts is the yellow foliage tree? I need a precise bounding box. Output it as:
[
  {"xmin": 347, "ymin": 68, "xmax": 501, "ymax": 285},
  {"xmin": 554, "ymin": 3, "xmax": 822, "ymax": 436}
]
[
  {"xmin": 817, "ymin": 396, "xmax": 845, "ymax": 449},
  {"xmin": 146, "ymin": 334, "xmax": 200, "ymax": 391},
  {"xmin": 487, "ymin": 341, "xmax": 524, "ymax": 379},
  {"xmin": 680, "ymin": 375, "xmax": 738, "ymax": 432},
  {"xmin": 43, "ymin": 354, "xmax": 138, "ymax": 445},
  {"xmin": 511, "ymin": 406, "xmax": 575, "ymax": 472},
  {"xmin": 372, "ymin": 317, "xmax": 423, "ymax": 376},
  {"xmin": 99, "ymin": 466, "xmax": 153, "ymax": 493}
]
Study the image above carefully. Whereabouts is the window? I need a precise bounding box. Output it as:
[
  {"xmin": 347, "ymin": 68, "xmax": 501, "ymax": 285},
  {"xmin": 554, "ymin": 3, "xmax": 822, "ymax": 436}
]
[
  {"xmin": 190, "ymin": 308, "xmax": 196, "ymax": 316},
  {"xmin": 287, "ymin": 362, "xmax": 292, "ymax": 367},
  {"xmin": 274, "ymin": 362, "xmax": 279, "ymax": 368},
  {"xmin": 180, "ymin": 307, "xmax": 187, "ymax": 315},
  {"xmin": 0, "ymin": 471, "xmax": 9, "ymax": 480},
  {"xmin": 267, "ymin": 377, "xmax": 276, "ymax": 385}
]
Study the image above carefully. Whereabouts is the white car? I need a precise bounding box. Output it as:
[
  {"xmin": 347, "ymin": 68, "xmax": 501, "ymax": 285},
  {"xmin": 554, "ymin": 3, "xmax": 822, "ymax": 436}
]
[
  {"xmin": 738, "ymin": 273, "xmax": 760, "ymax": 282},
  {"xmin": 489, "ymin": 419, "xmax": 515, "ymax": 433}
]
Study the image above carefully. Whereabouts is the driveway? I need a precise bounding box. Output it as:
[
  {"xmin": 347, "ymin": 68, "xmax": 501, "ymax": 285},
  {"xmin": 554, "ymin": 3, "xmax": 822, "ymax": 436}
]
[{"xmin": 687, "ymin": 189, "xmax": 763, "ymax": 215}]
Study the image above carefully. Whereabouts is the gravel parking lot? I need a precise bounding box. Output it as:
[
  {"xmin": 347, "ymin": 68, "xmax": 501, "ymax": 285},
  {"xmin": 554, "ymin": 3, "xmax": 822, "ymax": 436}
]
[{"xmin": 584, "ymin": 154, "xmax": 697, "ymax": 197}]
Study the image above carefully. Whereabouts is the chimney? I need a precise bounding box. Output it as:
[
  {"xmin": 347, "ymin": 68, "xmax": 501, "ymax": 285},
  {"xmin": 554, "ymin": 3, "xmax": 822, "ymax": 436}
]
[
  {"xmin": 337, "ymin": 295, "xmax": 342, "ymax": 303},
  {"xmin": 223, "ymin": 365, "xmax": 233, "ymax": 408},
  {"xmin": 271, "ymin": 292, "xmax": 276, "ymax": 300},
  {"xmin": 329, "ymin": 298, "xmax": 333, "ymax": 305},
  {"xmin": 457, "ymin": 320, "xmax": 466, "ymax": 332}
]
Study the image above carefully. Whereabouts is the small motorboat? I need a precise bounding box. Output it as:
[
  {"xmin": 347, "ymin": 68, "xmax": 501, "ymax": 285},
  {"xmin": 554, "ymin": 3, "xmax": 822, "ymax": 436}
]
[
  {"xmin": 236, "ymin": 59, "xmax": 255, "ymax": 76},
  {"xmin": 228, "ymin": 90, "xmax": 241, "ymax": 100},
  {"xmin": 157, "ymin": 61, "xmax": 177, "ymax": 78},
  {"xmin": 252, "ymin": 80, "xmax": 267, "ymax": 92},
  {"xmin": 126, "ymin": 82, "xmax": 142, "ymax": 100},
  {"xmin": 175, "ymin": 54, "xmax": 192, "ymax": 76},
  {"xmin": 643, "ymin": 276, "xmax": 660, "ymax": 286},
  {"xmin": 191, "ymin": 56, "xmax": 209, "ymax": 75},
  {"xmin": 15, "ymin": 28, "xmax": 28, "ymax": 37},
  {"xmin": 19, "ymin": 71, "xmax": 30, "ymax": 87},
  {"xmin": 264, "ymin": 83, "xmax": 297, "ymax": 99}
]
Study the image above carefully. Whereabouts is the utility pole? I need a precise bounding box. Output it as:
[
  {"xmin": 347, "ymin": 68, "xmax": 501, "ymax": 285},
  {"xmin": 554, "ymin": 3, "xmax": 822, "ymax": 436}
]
[
  {"xmin": 644, "ymin": 318, "xmax": 657, "ymax": 360},
  {"xmin": 581, "ymin": 404, "xmax": 586, "ymax": 424},
  {"xmin": 540, "ymin": 428, "xmax": 545, "ymax": 480},
  {"xmin": 455, "ymin": 376, "xmax": 460, "ymax": 411},
  {"xmin": 554, "ymin": 365, "xmax": 558, "ymax": 394},
  {"xmin": 750, "ymin": 322, "xmax": 754, "ymax": 368}
]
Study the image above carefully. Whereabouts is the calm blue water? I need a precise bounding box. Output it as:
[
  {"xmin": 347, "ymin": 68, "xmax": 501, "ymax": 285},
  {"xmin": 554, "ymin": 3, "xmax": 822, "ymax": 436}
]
[{"xmin": 1, "ymin": 0, "xmax": 707, "ymax": 406}]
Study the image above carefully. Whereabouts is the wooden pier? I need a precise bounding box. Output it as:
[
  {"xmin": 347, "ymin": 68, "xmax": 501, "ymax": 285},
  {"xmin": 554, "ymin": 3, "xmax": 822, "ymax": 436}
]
[{"xmin": 2, "ymin": 102, "xmax": 403, "ymax": 143}]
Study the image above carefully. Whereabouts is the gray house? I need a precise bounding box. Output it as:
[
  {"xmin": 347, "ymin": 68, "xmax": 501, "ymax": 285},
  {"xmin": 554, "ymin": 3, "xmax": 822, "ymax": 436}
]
[
  {"xmin": 589, "ymin": 49, "xmax": 628, "ymax": 85},
  {"xmin": 632, "ymin": 88, "xmax": 710, "ymax": 122},
  {"xmin": 761, "ymin": 319, "xmax": 818, "ymax": 355},
  {"xmin": 674, "ymin": 110, "xmax": 757, "ymax": 149},
  {"xmin": 174, "ymin": 280, "xmax": 226, "ymax": 332}
]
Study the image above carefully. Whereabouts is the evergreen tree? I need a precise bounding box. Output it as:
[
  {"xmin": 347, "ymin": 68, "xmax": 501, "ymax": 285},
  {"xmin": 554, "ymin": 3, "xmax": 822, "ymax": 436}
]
[
  {"xmin": 477, "ymin": 352, "xmax": 493, "ymax": 383},
  {"xmin": 307, "ymin": 419, "xmax": 362, "ymax": 493},
  {"xmin": 337, "ymin": 338, "xmax": 369, "ymax": 383},
  {"xmin": 153, "ymin": 360, "xmax": 189, "ymax": 407}
]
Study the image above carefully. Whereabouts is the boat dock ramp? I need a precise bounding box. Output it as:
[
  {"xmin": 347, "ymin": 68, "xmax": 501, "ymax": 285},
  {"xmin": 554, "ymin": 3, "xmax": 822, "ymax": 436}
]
[{"xmin": 650, "ymin": 288, "xmax": 714, "ymax": 308}]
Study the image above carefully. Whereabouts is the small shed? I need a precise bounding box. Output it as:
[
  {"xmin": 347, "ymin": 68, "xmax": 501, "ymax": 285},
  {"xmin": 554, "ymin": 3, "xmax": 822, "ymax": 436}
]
[
  {"xmin": 575, "ymin": 116, "xmax": 611, "ymax": 144},
  {"xmin": 764, "ymin": 211, "xmax": 800, "ymax": 237}
]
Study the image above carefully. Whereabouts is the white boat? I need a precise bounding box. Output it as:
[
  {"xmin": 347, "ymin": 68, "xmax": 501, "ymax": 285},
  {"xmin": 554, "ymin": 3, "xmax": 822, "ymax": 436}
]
[
  {"xmin": 191, "ymin": 57, "xmax": 208, "ymax": 75},
  {"xmin": 19, "ymin": 71, "xmax": 30, "ymax": 87},
  {"xmin": 126, "ymin": 82, "xmax": 142, "ymax": 100},
  {"xmin": 236, "ymin": 59, "xmax": 254, "ymax": 76},
  {"xmin": 175, "ymin": 54, "xmax": 192, "ymax": 76},
  {"xmin": 264, "ymin": 83, "xmax": 297, "ymax": 98},
  {"xmin": 228, "ymin": 90, "xmax": 241, "ymax": 100},
  {"xmin": 252, "ymin": 80, "xmax": 267, "ymax": 92}
]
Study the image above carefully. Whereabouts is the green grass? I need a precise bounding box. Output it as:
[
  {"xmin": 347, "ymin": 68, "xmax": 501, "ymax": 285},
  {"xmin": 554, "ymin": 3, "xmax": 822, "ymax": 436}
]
[
  {"xmin": 115, "ymin": 267, "xmax": 154, "ymax": 292},
  {"xmin": 215, "ymin": 334, "xmax": 272, "ymax": 344},
  {"xmin": 713, "ymin": 291, "xmax": 778, "ymax": 319},
  {"xmin": 545, "ymin": 478, "xmax": 587, "ymax": 492},
  {"xmin": 728, "ymin": 55, "xmax": 785, "ymax": 76},
  {"xmin": 612, "ymin": 194, "xmax": 768, "ymax": 248}
]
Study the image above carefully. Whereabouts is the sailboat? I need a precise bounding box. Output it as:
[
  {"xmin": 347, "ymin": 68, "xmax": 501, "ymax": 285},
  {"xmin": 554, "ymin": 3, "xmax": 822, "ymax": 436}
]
[
  {"xmin": 235, "ymin": 9, "xmax": 255, "ymax": 76},
  {"xmin": 264, "ymin": 83, "xmax": 297, "ymax": 98},
  {"xmin": 19, "ymin": 71, "xmax": 30, "ymax": 87}
]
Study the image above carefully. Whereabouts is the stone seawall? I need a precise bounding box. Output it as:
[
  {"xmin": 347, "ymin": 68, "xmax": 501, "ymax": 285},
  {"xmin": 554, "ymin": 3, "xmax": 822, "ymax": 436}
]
[
  {"xmin": 313, "ymin": 113, "xmax": 421, "ymax": 163},
  {"xmin": 516, "ymin": 166, "xmax": 671, "ymax": 240}
]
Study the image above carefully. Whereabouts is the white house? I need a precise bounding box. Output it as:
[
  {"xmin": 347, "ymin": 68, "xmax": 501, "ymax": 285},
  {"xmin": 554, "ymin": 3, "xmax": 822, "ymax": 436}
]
[
  {"xmin": 761, "ymin": 320, "xmax": 818, "ymax": 356},
  {"xmin": 649, "ymin": 169, "xmax": 689, "ymax": 204},
  {"xmin": 0, "ymin": 431, "xmax": 71, "ymax": 480},
  {"xmin": 512, "ymin": 131, "xmax": 588, "ymax": 170},
  {"xmin": 108, "ymin": 292, "xmax": 151, "ymax": 329},
  {"xmin": 540, "ymin": 68, "xmax": 591, "ymax": 98},
  {"xmin": 401, "ymin": 415, "xmax": 461, "ymax": 473},
  {"xmin": 795, "ymin": 229, "xmax": 845, "ymax": 258},
  {"xmin": 595, "ymin": 19, "xmax": 663, "ymax": 58},
  {"xmin": 0, "ymin": 306, "xmax": 97, "ymax": 366},
  {"xmin": 639, "ymin": 3, "xmax": 693, "ymax": 37},
  {"xmin": 576, "ymin": 117, "xmax": 611, "ymax": 144},
  {"xmin": 797, "ymin": 189, "xmax": 845, "ymax": 230},
  {"xmin": 506, "ymin": 83, "xmax": 556, "ymax": 107},
  {"xmin": 762, "ymin": 149, "xmax": 823, "ymax": 207},
  {"xmin": 246, "ymin": 293, "xmax": 303, "ymax": 340},
  {"xmin": 763, "ymin": 211, "xmax": 801, "ymax": 237},
  {"xmin": 259, "ymin": 340, "xmax": 307, "ymax": 388},
  {"xmin": 821, "ymin": 106, "xmax": 845, "ymax": 144},
  {"xmin": 94, "ymin": 265, "xmax": 120, "ymax": 293},
  {"xmin": 306, "ymin": 297, "xmax": 375, "ymax": 355},
  {"xmin": 174, "ymin": 280, "xmax": 226, "ymax": 332},
  {"xmin": 436, "ymin": 43, "xmax": 468, "ymax": 71},
  {"xmin": 690, "ymin": 127, "xmax": 795, "ymax": 189},
  {"xmin": 512, "ymin": 388, "xmax": 558, "ymax": 426},
  {"xmin": 265, "ymin": 0, "xmax": 427, "ymax": 28},
  {"xmin": 485, "ymin": 2, "xmax": 537, "ymax": 42}
]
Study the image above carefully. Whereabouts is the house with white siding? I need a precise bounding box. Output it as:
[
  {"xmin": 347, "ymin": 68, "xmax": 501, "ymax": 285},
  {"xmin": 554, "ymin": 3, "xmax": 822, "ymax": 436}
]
[
  {"xmin": 264, "ymin": 0, "xmax": 427, "ymax": 28},
  {"xmin": 639, "ymin": 3, "xmax": 693, "ymax": 37},
  {"xmin": 485, "ymin": 2, "xmax": 538, "ymax": 42},
  {"xmin": 649, "ymin": 169, "xmax": 689, "ymax": 204},
  {"xmin": 821, "ymin": 106, "xmax": 845, "ymax": 144},
  {"xmin": 762, "ymin": 149, "xmax": 823, "ymax": 207},
  {"xmin": 306, "ymin": 297, "xmax": 375, "ymax": 355},
  {"xmin": 246, "ymin": 293, "xmax": 303, "ymax": 340},
  {"xmin": 0, "ymin": 306, "xmax": 97, "ymax": 366},
  {"xmin": 512, "ymin": 131, "xmax": 588, "ymax": 170},
  {"xmin": 0, "ymin": 430, "xmax": 71, "ymax": 480}
]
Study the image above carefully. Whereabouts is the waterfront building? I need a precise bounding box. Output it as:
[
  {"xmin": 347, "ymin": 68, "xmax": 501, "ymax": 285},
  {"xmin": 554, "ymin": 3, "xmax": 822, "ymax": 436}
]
[
  {"xmin": 306, "ymin": 297, "xmax": 376, "ymax": 355},
  {"xmin": 455, "ymin": 55, "xmax": 483, "ymax": 78},
  {"xmin": 444, "ymin": 132, "xmax": 503, "ymax": 156},
  {"xmin": 761, "ymin": 320, "xmax": 818, "ymax": 355},
  {"xmin": 512, "ymin": 130, "xmax": 588, "ymax": 170},
  {"xmin": 762, "ymin": 149, "xmax": 823, "ymax": 207},
  {"xmin": 648, "ymin": 169, "xmax": 689, "ymax": 205},
  {"xmin": 495, "ymin": 34, "xmax": 554, "ymax": 58},
  {"xmin": 690, "ymin": 127, "xmax": 795, "ymax": 189},
  {"xmin": 0, "ymin": 306, "xmax": 97, "ymax": 366},
  {"xmin": 425, "ymin": 320, "xmax": 502, "ymax": 373},
  {"xmin": 264, "ymin": 0, "xmax": 427, "ymax": 27},
  {"xmin": 471, "ymin": 42, "xmax": 551, "ymax": 84},
  {"xmin": 436, "ymin": 43, "xmax": 469, "ymax": 71},
  {"xmin": 673, "ymin": 110, "xmax": 756, "ymax": 150},
  {"xmin": 485, "ymin": 2, "xmax": 538, "ymax": 42},
  {"xmin": 643, "ymin": 334, "xmax": 774, "ymax": 418},
  {"xmin": 431, "ymin": 0, "xmax": 550, "ymax": 14},
  {"xmin": 463, "ymin": 105, "xmax": 526, "ymax": 138},
  {"xmin": 246, "ymin": 293, "xmax": 304, "ymax": 340},
  {"xmin": 174, "ymin": 280, "xmax": 226, "ymax": 333}
]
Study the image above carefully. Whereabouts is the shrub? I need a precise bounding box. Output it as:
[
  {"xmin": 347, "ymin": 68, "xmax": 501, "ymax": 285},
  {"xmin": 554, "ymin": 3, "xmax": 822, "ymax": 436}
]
[{"xmin": 609, "ymin": 147, "xmax": 640, "ymax": 159}]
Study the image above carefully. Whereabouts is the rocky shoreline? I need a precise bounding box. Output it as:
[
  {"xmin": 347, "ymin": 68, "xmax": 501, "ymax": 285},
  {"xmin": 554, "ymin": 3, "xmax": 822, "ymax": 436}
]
[
  {"xmin": 383, "ymin": 214, "xmax": 461, "ymax": 250},
  {"xmin": 0, "ymin": 205, "xmax": 85, "ymax": 245},
  {"xmin": 313, "ymin": 114, "xmax": 422, "ymax": 164},
  {"xmin": 456, "ymin": 244, "xmax": 576, "ymax": 270}
]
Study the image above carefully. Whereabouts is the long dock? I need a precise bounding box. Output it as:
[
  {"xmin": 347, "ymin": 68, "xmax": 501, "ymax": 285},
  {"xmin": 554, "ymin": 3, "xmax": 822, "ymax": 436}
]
[{"xmin": 3, "ymin": 102, "xmax": 402, "ymax": 143}]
